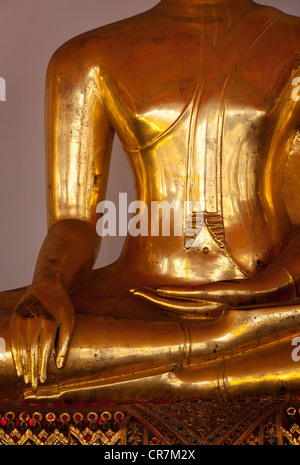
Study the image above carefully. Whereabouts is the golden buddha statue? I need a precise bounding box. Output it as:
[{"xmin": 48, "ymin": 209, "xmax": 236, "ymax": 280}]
[{"xmin": 1, "ymin": 0, "xmax": 300, "ymax": 405}]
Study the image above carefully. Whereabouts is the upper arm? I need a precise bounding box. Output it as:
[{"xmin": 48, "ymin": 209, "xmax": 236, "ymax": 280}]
[
  {"xmin": 282, "ymin": 71, "xmax": 300, "ymax": 227},
  {"xmin": 262, "ymin": 61, "xmax": 300, "ymax": 235},
  {"xmin": 45, "ymin": 36, "xmax": 115, "ymax": 228}
]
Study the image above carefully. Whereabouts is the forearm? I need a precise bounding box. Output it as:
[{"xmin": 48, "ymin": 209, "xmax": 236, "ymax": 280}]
[{"xmin": 32, "ymin": 219, "xmax": 100, "ymax": 291}]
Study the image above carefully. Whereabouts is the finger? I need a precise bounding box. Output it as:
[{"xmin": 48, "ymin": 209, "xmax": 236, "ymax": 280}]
[
  {"xmin": 130, "ymin": 286, "xmax": 204, "ymax": 302},
  {"xmin": 39, "ymin": 320, "xmax": 56, "ymax": 384},
  {"xmin": 156, "ymin": 282, "xmax": 249, "ymax": 304},
  {"xmin": 30, "ymin": 330, "xmax": 39, "ymax": 391},
  {"xmin": 132, "ymin": 289, "xmax": 225, "ymax": 319},
  {"xmin": 10, "ymin": 320, "xmax": 23, "ymax": 378},
  {"xmin": 29, "ymin": 322, "xmax": 41, "ymax": 392},
  {"xmin": 19, "ymin": 325, "xmax": 30, "ymax": 385},
  {"xmin": 56, "ymin": 305, "xmax": 75, "ymax": 369},
  {"xmin": 156, "ymin": 285, "xmax": 218, "ymax": 300},
  {"xmin": 133, "ymin": 287, "xmax": 212, "ymax": 308}
]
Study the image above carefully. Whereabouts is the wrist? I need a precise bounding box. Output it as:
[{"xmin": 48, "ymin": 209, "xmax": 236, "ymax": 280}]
[
  {"xmin": 267, "ymin": 263, "xmax": 297, "ymax": 300},
  {"xmin": 31, "ymin": 274, "xmax": 66, "ymax": 292}
]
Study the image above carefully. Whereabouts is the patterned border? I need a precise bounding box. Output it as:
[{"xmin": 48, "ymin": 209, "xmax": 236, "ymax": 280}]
[{"xmin": 0, "ymin": 400, "xmax": 299, "ymax": 445}]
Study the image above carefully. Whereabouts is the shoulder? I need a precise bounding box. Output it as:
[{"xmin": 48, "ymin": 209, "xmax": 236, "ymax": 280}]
[
  {"xmin": 267, "ymin": 7, "xmax": 300, "ymax": 53},
  {"xmin": 47, "ymin": 10, "xmax": 155, "ymax": 74},
  {"xmin": 248, "ymin": 6, "xmax": 300, "ymax": 99}
]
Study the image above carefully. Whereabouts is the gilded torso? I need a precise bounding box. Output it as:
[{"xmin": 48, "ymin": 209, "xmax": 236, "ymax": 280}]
[{"xmin": 49, "ymin": 0, "xmax": 300, "ymax": 285}]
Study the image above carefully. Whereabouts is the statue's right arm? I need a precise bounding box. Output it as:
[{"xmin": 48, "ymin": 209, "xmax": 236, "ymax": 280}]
[{"xmin": 9, "ymin": 35, "xmax": 115, "ymax": 391}]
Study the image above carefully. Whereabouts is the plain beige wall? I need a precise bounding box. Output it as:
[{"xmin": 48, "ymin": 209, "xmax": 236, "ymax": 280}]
[{"xmin": 0, "ymin": 0, "xmax": 299, "ymax": 291}]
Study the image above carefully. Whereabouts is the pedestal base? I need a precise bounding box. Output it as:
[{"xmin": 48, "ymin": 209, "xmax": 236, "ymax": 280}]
[{"xmin": 0, "ymin": 399, "xmax": 299, "ymax": 445}]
